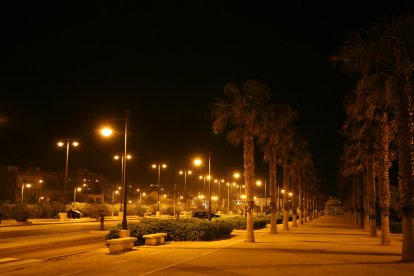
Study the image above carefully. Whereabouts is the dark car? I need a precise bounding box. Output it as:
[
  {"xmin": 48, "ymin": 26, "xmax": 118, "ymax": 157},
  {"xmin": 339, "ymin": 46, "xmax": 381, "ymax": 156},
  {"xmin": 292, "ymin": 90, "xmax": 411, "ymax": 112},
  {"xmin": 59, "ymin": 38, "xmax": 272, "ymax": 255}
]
[
  {"xmin": 192, "ymin": 211, "xmax": 220, "ymax": 219},
  {"xmin": 67, "ymin": 209, "xmax": 81, "ymax": 219}
]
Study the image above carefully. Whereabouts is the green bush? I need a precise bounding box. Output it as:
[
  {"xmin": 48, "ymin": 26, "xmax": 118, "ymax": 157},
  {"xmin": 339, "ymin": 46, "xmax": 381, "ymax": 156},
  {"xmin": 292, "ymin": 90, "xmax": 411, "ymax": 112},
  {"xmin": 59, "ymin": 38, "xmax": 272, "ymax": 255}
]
[
  {"xmin": 0, "ymin": 203, "xmax": 14, "ymax": 219},
  {"xmin": 219, "ymin": 216, "xmax": 269, "ymax": 230},
  {"xmin": 106, "ymin": 218, "xmax": 233, "ymax": 244},
  {"xmin": 106, "ymin": 227, "xmax": 121, "ymax": 239},
  {"xmin": 81, "ymin": 203, "xmax": 111, "ymax": 219},
  {"xmin": 11, "ymin": 203, "xmax": 32, "ymax": 222}
]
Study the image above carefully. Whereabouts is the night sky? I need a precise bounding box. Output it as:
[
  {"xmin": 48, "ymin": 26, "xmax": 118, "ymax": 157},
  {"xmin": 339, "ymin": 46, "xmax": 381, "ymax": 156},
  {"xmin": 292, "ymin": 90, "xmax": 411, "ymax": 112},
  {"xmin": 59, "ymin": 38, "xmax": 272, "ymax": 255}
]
[{"xmin": 1, "ymin": 1, "xmax": 412, "ymax": 196}]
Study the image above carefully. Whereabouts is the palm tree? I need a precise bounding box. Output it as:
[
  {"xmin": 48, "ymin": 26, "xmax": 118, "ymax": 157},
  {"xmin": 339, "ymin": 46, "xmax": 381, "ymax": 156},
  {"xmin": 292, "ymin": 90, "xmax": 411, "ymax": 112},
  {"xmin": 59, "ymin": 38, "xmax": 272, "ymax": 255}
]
[
  {"xmin": 212, "ymin": 79, "xmax": 271, "ymax": 242},
  {"xmin": 258, "ymin": 104, "xmax": 297, "ymax": 234},
  {"xmin": 332, "ymin": 13, "xmax": 414, "ymax": 259}
]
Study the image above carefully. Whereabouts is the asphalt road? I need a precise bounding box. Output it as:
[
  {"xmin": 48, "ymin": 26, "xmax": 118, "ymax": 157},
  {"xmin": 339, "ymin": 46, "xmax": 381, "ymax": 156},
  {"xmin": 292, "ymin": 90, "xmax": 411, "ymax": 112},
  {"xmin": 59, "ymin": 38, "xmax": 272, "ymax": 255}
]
[{"xmin": 0, "ymin": 221, "xmax": 120, "ymax": 239}]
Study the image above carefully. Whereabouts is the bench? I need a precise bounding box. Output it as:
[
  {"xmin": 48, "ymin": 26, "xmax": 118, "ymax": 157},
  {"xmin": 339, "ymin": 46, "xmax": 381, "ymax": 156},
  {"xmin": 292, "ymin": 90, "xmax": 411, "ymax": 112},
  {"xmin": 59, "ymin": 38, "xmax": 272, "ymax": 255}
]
[
  {"xmin": 105, "ymin": 237, "xmax": 137, "ymax": 253},
  {"xmin": 142, "ymin": 233, "xmax": 167, "ymax": 245}
]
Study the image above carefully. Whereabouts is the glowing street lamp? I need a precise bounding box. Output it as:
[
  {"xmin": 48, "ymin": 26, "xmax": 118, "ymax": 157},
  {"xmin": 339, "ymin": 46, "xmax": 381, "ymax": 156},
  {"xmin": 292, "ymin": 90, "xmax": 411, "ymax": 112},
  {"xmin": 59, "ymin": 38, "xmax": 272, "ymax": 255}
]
[
  {"xmin": 114, "ymin": 153, "xmax": 131, "ymax": 212},
  {"xmin": 256, "ymin": 179, "xmax": 267, "ymax": 212},
  {"xmin": 179, "ymin": 169, "xmax": 192, "ymax": 211},
  {"xmin": 57, "ymin": 139, "xmax": 79, "ymax": 192},
  {"xmin": 99, "ymin": 109, "xmax": 130, "ymax": 230},
  {"xmin": 152, "ymin": 163, "xmax": 167, "ymax": 212},
  {"xmin": 21, "ymin": 183, "xmax": 31, "ymax": 203},
  {"xmin": 137, "ymin": 188, "xmax": 142, "ymax": 204},
  {"xmin": 193, "ymin": 154, "xmax": 211, "ymax": 220},
  {"xmin": 73, "ymin": 187, "xmax": 82, "ymax": 203}
]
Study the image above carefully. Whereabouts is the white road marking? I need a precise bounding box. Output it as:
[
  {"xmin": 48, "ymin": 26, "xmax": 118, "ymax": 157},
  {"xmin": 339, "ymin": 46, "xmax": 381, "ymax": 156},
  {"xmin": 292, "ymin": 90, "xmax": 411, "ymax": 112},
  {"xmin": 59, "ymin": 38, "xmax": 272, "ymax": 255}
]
[{"xmin": 139, "ymin": 238, "xmax": 245, "ymax": 275}]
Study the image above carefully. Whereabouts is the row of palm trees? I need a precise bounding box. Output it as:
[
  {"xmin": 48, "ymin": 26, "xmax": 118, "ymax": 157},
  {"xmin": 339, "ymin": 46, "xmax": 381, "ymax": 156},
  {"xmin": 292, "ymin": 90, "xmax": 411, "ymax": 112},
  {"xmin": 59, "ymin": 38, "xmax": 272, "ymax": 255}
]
[
  {"xmin": 331, "ymin": 12, "xmax": 414, "ymax": 261},
  {"xmin": 211, "ymin": 79, "xmax": 325, "ymax": 242}
]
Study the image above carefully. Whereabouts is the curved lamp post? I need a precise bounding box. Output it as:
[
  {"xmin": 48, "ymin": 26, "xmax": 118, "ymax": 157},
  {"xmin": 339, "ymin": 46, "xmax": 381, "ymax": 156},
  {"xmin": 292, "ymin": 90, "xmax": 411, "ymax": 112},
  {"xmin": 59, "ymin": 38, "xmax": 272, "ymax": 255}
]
[
  {"xmin": 21, "ymin": 183, "xmax": 31, "ymax": 203},
  {"xmin": 100, "ymin": 109, "xmax": 130, "ymax": 230},
  {"xmin": 57, "ymin": 139, "xmax": 79, "ymax": 192}
]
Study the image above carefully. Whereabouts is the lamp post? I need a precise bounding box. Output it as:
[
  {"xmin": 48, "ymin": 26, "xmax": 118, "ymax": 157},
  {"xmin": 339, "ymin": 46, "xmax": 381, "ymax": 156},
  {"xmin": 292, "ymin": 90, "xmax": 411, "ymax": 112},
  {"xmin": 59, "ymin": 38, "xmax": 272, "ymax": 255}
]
[
  {"xmin": 226, "ymin": 182, "xmax": 230, "ymax": 213},
  {"xmin": 73, "ymin": 187, "xmax": 82, "ymax": 203},
  {"xmin": 100, "ymin": 109, "xmax": 130, "ymax": 230},
  {"xmin": 57, "ymin": 139, "xmax": 79, "ymax": 192},
  {"xmin": 137, "ymin": 188, "xmax": 141, "ymax": 204},
  {"xmin": 152, "ymin": 163, "xmax": 167, "ymax": 213},
  {"xmin": 114, "ymin": 154, "xmax": 131, "ymax": 212},
  {"xmin": 193, "ymin": 154, "xmax": 211, "ymax": 220},
  {"xmin": 21, "ymin": 183, "xmax": 31, "ymax": 203},
  {"xmin": 179, "ymin": 169, "xmax": 192, "ymax": 211},
  {"xmin": 214, "ymin": 178, "xmax": 224, "ymax": 208},
  {"xmin": 256, "ymin": 179, "xmax": 267, "ymax": 212}
]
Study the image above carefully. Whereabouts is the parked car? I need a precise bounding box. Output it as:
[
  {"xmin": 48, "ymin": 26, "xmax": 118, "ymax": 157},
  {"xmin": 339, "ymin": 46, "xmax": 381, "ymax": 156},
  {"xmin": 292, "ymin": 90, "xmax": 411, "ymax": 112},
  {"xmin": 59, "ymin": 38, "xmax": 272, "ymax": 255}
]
[
  {"xmin": 192, "ymin": 211, "xmax": 220, "ymax": 219},
  {"xmin": 67, "ymin": 209, "xmax": 81, "ymax": 219}
]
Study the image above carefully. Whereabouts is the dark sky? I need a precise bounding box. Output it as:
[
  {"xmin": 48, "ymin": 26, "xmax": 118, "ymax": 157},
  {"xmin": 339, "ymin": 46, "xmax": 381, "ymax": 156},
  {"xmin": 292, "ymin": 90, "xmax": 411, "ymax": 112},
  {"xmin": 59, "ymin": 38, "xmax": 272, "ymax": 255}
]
[{"xmin": 0, "ymin": 1, "xmax": 412, "ymax": 196}]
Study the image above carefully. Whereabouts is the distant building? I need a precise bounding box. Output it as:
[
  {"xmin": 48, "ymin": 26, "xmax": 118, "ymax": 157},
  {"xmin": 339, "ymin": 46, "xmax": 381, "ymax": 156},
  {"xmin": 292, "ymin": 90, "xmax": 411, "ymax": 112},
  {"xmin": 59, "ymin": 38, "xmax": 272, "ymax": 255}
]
[
  {"xmin": 0, "ymin": 166, "xmax": 106, "ymax": 204},
  {"xmin": 324, "ymin": 196, "xmax": 342, "ymax": 215}
]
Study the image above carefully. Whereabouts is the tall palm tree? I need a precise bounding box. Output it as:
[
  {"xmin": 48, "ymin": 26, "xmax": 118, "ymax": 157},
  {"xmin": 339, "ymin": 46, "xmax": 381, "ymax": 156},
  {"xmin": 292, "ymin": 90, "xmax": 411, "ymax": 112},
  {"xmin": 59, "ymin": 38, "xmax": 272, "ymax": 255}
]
[
  {"xmin": 212, "ymin": 79, "xmax": 271, "ymax": 242},
  {"xmin": 258, "ymin": 104, "xmax": 297, "ymax": 234},
  {"xmin": 332, "ymin": 13, "xmax": 414, "ymax": 259}
]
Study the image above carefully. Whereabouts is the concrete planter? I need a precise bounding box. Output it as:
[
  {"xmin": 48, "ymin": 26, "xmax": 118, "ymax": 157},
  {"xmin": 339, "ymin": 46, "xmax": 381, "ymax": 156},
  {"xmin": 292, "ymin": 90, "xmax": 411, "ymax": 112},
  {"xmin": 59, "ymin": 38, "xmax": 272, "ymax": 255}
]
[{"xmin": 59, "ymin": 212, "xmax": 67, "ymax": 222}]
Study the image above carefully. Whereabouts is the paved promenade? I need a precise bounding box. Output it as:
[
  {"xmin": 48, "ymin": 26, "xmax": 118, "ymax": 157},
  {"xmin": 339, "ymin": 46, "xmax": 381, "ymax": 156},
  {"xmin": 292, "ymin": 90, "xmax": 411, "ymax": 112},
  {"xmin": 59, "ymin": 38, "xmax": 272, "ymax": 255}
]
[{"xmin": 1, "ymin": 215, "xmax": 414, "ymax": 275}]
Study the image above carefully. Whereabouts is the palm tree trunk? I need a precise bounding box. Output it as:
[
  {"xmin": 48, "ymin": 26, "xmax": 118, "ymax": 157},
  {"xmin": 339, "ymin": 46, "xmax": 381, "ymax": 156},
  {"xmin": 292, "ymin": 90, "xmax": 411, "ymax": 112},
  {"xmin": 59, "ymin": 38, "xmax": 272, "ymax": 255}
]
[
  {"xmin": 363, "ymin": 179, "xmax": 370, "ymax": 232},
  {"xmin": 269, "ymin": 153, "xmax": 277, "ymax": 234},
  {"xmin": 291, "ymin": 175, "xmax": 298, "ymax": 227},
  {"xmin": 377, "ymin": 119, "xmax": 392, "ymax": 245},
  {"xmin": 298, "ymin": 178, "xmax": 304, "ymax": 225},
  {"xmin": 367, "ymin": 157, "xmax": 377, "ymax": 237},
  {"xmin": 243, "ymin": 135, "xmax": 255, "ymax": 242},
  {"xmin": 283, "ymin": 165, "xmax": 289, "ymax": 230},
  {"xmin": 397, "ymin": 92, "xmax": 414, "ymax": 261}
]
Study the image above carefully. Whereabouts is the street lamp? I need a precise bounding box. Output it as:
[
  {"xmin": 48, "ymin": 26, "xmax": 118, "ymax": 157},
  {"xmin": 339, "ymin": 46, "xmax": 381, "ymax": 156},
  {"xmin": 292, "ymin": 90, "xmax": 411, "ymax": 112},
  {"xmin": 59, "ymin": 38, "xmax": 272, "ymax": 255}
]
[
  {"xmin": 198, "ymin": 194, "xmax": 205, "ymax": 210},
  {"xmin": 280, "ymin": 189, "xmax": 285, "ymax": 214},
  {"xmin": 74, "ymin": 187, "xmax": 82, "ymax": 203},
  {"xmin": 256, "ymin": 179, "xmax": 267, "ymax": 212},
  {"xmin": 226, "ymin": 182, "xmax": 231, "ymax": 212},
  {"xmin": 179, "ymin": 169, "xmax": 192, "ymax": 211},
  {"xmin": 214, "ymin": 178, "xmax": 225, "ymax": 203},
  {"xmin": 114, "ymin": 153, "xmax": 131, "ymax": 212},
  {"xmin": 193, "ymin": 154, "xmax": 211, "ymax": 220},
  {"xmin": 21, "ymin": 183, "xmax": 31, "ymax": 203},
  {"xmin": 100, "ymin": 109, "xmax": 130, "ymax": 230},
  {"xmin": 152, "ymin": 163, "xmax": 167, "ymax": 213},
  {"xmin": 137, "ymin": 188, "xmax": 141, "ymax": 204},
  {"xmin": 57, "ymin": 139, "xmax": 79, "ymax": 192}
]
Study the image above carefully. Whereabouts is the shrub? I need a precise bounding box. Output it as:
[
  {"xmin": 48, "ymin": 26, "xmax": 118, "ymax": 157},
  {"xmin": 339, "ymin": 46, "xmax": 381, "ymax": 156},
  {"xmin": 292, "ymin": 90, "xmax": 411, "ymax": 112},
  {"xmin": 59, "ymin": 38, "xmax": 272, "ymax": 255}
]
[
  {"xmin": 81, "ymin": 203, "xmax": 111, "ymax": 219},
  {"xmin": 0, "ymin": 203, "xmax": 14, "ymax": 219},
  {"xmin": 220, "ymin": 216, "xmax": 269, "ymax": 230},
  {"xmin": 107, "ymin": 218, "xmax": 233, "ymax": 244},
  {"xmin": 11, "ymin": 203, "xmax": 33, "ymax": 222}
]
